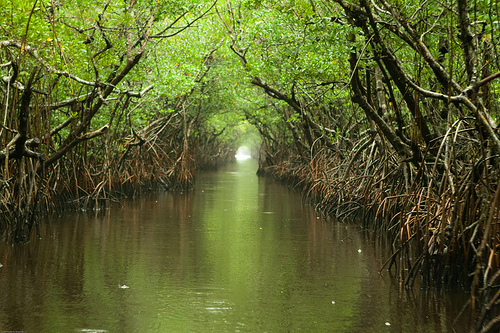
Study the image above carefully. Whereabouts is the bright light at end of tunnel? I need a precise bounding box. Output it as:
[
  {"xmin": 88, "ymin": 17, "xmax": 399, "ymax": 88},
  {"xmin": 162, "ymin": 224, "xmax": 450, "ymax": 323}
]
[{"xmin": 235, "ymin": 146, "xmax": 252, "ymax": 160}]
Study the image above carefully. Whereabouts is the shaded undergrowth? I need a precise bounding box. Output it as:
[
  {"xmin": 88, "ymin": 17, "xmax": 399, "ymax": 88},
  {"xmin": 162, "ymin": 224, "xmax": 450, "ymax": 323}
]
[{"xmin": 0, "ymin": 110, "xmax": 236, "ymax": 243}]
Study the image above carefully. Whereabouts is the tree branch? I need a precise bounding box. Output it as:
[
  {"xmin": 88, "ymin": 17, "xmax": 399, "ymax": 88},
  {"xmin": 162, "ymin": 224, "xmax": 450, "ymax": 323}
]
[
  {"xmin": 123, "ymin": 84, "xmax": 154, "ymax": 98},
  {"xmin": 151, "ymin": 1, "xmax": 217, "ymax": 39},
  {"xmin": 38, "ymin": 124, "xmax": 109, "ymax": 173},
  {"xmin": 1, "ymin": 40, "xmax": 99, "ymax": 87}
]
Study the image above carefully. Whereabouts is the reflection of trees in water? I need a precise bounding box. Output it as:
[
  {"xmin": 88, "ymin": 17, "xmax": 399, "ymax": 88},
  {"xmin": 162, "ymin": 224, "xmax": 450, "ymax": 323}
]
[{"xmin": 0, "ymin": 162, "xmax": 470, "ymax": 332}]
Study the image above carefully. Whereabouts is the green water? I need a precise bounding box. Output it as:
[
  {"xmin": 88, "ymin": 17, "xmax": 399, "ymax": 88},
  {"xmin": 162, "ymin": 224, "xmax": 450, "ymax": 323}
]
[{"xmin": 0, "ymin": 158, "xmax": 469, "ymax": 332}]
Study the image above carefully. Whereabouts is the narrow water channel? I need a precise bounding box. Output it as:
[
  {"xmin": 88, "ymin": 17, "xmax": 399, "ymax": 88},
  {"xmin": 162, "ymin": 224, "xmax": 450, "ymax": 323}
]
[{"xmin": 0, "ymin": 158, "xmax": 469, "ymax": 332}]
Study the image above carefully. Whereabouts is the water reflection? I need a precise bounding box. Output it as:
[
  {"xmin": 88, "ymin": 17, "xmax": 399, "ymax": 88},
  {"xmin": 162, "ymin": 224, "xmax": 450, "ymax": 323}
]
[{"xmin": 0, "ymin": 159, "xmax": 469, "ymax": 332}]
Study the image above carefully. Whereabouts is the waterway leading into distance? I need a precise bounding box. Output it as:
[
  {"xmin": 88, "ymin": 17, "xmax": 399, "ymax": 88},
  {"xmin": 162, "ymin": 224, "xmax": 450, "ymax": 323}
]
[{"xmin": 0, "ymin": 157, "xmax": 470, "ymax": 332}]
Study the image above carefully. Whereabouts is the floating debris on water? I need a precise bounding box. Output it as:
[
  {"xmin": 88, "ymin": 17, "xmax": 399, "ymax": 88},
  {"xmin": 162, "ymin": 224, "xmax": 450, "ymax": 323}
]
[
  {"xmin": 385, "ymin": 322, "xmax": 391, "ymax": 326},
  {"xmin": 358, "ymin": 249, "xmax": 362, "ymax": 253},
  {"xmin": 331, "ymin": 301, "xmax": 335, "ymax": 304},
  {"xmin": 119, "ymin": 285, "xmax": 129, "ymax": 289},
  {"xmin": 77, "ymin": 329, "xmax": 108, "ymax": 333}
]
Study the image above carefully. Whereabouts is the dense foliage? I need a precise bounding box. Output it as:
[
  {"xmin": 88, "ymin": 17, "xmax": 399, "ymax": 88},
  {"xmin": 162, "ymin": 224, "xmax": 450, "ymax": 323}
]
[
  {"xmin": 2, "ymin": 0, "xmax": 500, "ymax": 331},
  {"xmin": 0, "ymin": 0, "xmax": 257, "ymax": 238}
]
